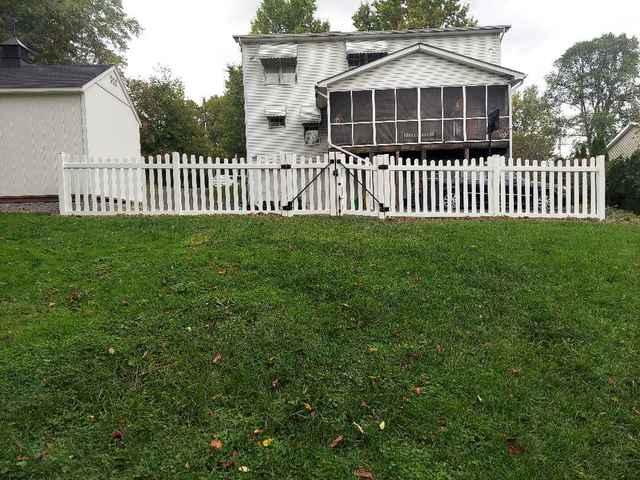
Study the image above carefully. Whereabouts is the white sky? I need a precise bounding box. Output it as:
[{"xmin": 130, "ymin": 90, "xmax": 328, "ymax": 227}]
[{"xmin": 123, "ymin": 0, "xmax": 640, "ymax": 101}]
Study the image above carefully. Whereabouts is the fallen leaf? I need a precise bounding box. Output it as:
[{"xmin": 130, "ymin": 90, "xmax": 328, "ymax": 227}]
[
  {"xmin": 16, "ymin": 456, "xmax": 29, "ymax": 462},
  {"xmin": 608, "ymin": 377, "xmax": 616, "ymax": 385},
  {"xmin": 260, "ymin": 438, "xmax": 273, "ymax": 447},
  {"xmin": 304, "ymin": 402, "xmax": 314, "ymax": 412},
  {"xmin": 210, "ymin": 438, "xmax": 224, "ymax": 450},
  {"xmin": 212, "ymin": 352, "xmax": 223, "ymax": 364},
  {"xmin": 506, "ymin": 438, "xmax": 525, "ymax": 456},
  {"xmin": 378, "ymin": 421, "xmax": 385, "ymax": 431},
  {"xmin": 354, "ymin": 467, "xmax": 375, "ymax": 479},
  {"xmin": 330, "ymin": 435, "xmax": 344, "ymax": 448},
  {"xmin": 48, "ymin": 302, "xmax": 56, "ymax": 308},
  {"xmin": 252, "ymin": 428, "xmax": 264, "ymax": 437},
  {"xmin": 108, "ymin": 347, "xmax": 116, "ymax": 355},
  {"xmin": 509, "ymin": 368, "xmax": 521, "ymax": 376},
  {"xmin": 271, "ymin": 378, "xmax": 281, "ymax": 390},
  {"xmin": 367, "ymin": 346, "xmax": 378, "ymax": 353},
  {"xmin": 238, "ymin": 466, "xmax": 250, "ymax": 473},
  {"xmin": 413, "ymin": 386, "xmax": 423, "ymax": 396},
  {"xmin": 353, "ymin": 422, "xmax": 365, "ymax": 434},
  {"xmin": 111, "ymin": 430, "xmax": 123, "ymax": 440},
  {"xmin": 436, "ymin": 344, "xmax": 445, "ymax": 353},
  {"xmin": 219, "ymin": 459, "xmax": 235, "ymax": 470},
  {"xmin": 476, "ymin": 395, "xmax": 483, "ymax": 403},
  {"xmin": 230, "ymin": 450, "xmax": 240, "ymax": 457}
]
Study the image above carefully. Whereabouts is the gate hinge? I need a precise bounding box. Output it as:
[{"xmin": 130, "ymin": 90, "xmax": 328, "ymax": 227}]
[
  {"xmin": 378, "ymin": 164, "xmax": 389, "ymax": 170},
  {"xmin": 280, "ymin": 164, "xmax": 292, "ymax": 170},
  {"xmin": 379, "ymin": 204, "xmax": 390, "ymax": 213}
]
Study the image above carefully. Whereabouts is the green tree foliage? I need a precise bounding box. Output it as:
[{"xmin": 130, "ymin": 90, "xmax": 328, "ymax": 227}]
[
  {"xmin": 202, "ymin": 66, "xmax": 246, "ymax": 158},
  {"xmin": 128, "ymin": 68, "xmax": 211, "ymax": 156},
  {"xmin": 0, "ymin": 0, "xmax": 141, "ymax": 65},
  {"xmin": 607, "ymin": 152, "xmax": 640, "ymax": 212},
  {"xmin": 352, "ymin": 0, "xmax": 476, "ymax": 31},
  {"xmin": 546, "ymin": 33, "xmax": 640, "ymax": 156},
  {"xmin": 512, "ymin": 86, "xmax": 562, "ymax": 160},
  {"xmin": 250, "ymin": 0, "xmax": 329, "ymax": 34}
]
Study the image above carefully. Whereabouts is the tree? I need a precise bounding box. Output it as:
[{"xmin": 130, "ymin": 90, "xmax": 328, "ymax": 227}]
[
  {"xmin": 250, "ymin": 0, "xmax": 329, "ymax": 34},
  {"xmin": 352, "ymin": 0, "xmax": 476, "ymax": 31},
  {"xmin": 128, "ymin": 68, "xmax": 212, "ymax": 156},
  {"xmin": 512, "ymin": 86, "xmax": 562, "ymax": 160},
  {"xmin": 546, "ymin": 33, "xmax": 640, "ymax": 156},
  {"xmin": 202, "ymin": 66, "xmax": 246, "ymax": 158},
  {"xmin": 0, "ymin": 0, "xmax": 141, "ymax": 65}
]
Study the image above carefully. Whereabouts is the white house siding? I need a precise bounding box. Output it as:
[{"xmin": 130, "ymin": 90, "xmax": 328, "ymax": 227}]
[
  {"xmin": 609, "ymin": 126, "xmax": 640, "ymax": 160},
  {"xmin": 328, "ymin": 51, "xmax": 509, "ymax": 91},
  {"xmin": 84, "ymin": 72, "xmax": 140, "ymax": 161},
  {"xmin": 0, "ymin": 94, "xmax": 84, "ymax": 197},
  {"xmin": 242, "ymin": 31, "xmax": 503, "ymax": 160}
]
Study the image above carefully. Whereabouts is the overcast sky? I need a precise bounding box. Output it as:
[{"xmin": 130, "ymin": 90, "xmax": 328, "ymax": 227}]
[{"xmin": 123, "ymin": 0, "xmax": 639, "ymax": 101}]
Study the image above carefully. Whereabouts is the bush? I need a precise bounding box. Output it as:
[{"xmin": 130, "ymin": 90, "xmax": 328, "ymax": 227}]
[{"xmin": 607, "ymin": 152, "xmax": 640, "ymax": 212}]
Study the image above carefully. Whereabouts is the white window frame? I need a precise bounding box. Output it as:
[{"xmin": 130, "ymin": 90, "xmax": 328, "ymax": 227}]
[{"xmin": 263, "ymin": 58, "xmax": 297, "ymax": 85}]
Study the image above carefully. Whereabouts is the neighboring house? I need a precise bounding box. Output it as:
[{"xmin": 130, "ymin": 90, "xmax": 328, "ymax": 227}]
[
  {"xmin": 234, "ymin": 25, "xmax": 525, "ymax": 162},
  {"xmin": 0, "ymin": 37, "xmax": 141, "ymax": 200},
  {"xmin": 607, "ymin": 123, "xmax": 640, "ymax": 161}
]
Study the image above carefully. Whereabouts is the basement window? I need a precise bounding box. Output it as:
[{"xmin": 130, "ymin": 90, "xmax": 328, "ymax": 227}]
[{"xmin": 304, "ymin": 125, "xmax": 320, "ymax": 145}]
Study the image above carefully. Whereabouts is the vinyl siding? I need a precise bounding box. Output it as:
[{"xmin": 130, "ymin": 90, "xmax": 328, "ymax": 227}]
[
  {"xmin": 84, "ymin": 71, "xmax": 140, "ymax": 161},
  {"xmin": 0, "ymin": 93, "xmax": 84, "ymax": 197},
  {"xmin": 609, "ymin": 126, "xmax": 640, "ymax": 160},
  {"xmin": 243, "ymin": 32, "xmax": 503, "ymax": 160}
]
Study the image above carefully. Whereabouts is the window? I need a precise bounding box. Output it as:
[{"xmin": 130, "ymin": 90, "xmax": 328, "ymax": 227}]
[
  {"xmin": 347, "ymin": 52, "xmax": 387, "ymax": 68},
  {"xmin": 375, "ymin": 89, "xmax": 396, "ymax": 144},
  {"xmin": 420, "ymin": 88, "xmax": 442, "ymax": 142},
  {"xmin": 304, "ymin": 125, "xmax": 320, "ymax": 145},
  {"xmin": 330, "ymin": 90, "xmax": 375, "ymax": 146},
  {"xmin": 332, "ymin": 125, "xmax": 352, "ymax": 146},
  {"xmin": 263, "ymin": 58, "xmax": 297, "ymax": 85},
  {"xmin": 443, "ymin": 87, "xmax": 463, "ymax": 118},
  {"xmin": 488, "ymin": 86, "xmax": 510, "ymax": 139},
  {"xmin": 268, "ymin": 117, "xmax": 285, "ymax": 129},
  {"xmin": 466, "ymin": 86, "xmax": 486, "ymax": 118},
  {"xmin": 330, "ymin": 91, "xmax": 351, "ymax": 123}
]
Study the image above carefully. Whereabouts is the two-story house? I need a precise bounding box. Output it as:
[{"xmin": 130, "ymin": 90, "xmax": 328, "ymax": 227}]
[{"xmin": 234, "ymin": 25, "xmax": 525, "ymax": 162}]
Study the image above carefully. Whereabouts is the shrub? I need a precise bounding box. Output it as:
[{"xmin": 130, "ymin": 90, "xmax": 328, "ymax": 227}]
[{"xmin": 607, "ymin": 152, "xmax": 640, "ymax": 212}]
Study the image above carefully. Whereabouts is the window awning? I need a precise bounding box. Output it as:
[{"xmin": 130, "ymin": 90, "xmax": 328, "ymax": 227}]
[
  {"xmin": 257, "ymin": 43, "xmax": 298, "ymax": 59},
  {"xmin": 299, "ymin": 105, "xmax": 321, "ymax": 124},
  {"xmin": 264, "ymin": 105, "xmax": 286, "ymax": 117},
  {"xmin": 346, "ymin": 40, "xmax": 389, "ymax": 55}
]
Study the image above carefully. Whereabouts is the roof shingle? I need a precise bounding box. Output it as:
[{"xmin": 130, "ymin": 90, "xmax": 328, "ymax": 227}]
[{"xmin": 0, "ymin": 64, "xmax": 111, "ymax": 89}]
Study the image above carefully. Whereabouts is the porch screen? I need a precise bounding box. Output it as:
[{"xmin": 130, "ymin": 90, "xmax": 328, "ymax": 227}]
[
  {"xmin": 443, "ymin": 87, "xmax": 464, "ymax": 141},
  {"xmin": 421, "ymin": 88, "xmax": 442, "ymax": 142},
  {"xmin": 330, "ymin": 91, "xmax": 353, "ymax": 146},
  {"xmin": 488, "ymin": 86, "xmax": 510, "ymax": 139}
]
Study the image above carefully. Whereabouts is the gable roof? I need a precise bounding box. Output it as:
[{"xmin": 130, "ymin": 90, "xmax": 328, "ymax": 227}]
[
  {"xmin": 316, "ymin": 43, "xmax": 526, "ymax": 88},
  {"xmin": 234, "ymin": 25, "xmax": 510, "ymax": 44},
  {"xmin": 607, "ymin": 122, "xmax": 639, "ymax": 149},
  {"xmin": 0, "ymin": 64, "xmax": 112, "ymax": 90}
]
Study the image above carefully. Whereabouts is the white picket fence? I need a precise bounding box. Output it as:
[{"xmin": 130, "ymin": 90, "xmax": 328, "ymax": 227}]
[{"xmin": 58, "ymin": 152, "xmax": 606, "ymax": 220}]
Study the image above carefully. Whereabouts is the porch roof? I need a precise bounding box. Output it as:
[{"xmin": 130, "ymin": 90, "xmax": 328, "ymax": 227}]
[{"xmin": 316, "ymin": 43, "xmax": 526, "ymax": 89}]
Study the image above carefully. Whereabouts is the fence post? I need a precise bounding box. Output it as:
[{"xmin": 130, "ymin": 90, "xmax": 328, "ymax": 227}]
[
  {"xmin": 488, "ymin": 155, "xmax": 500, "ymax": 216},
  {"xmin": 172, "ymin": 152, "xmax": 182, "ymax": 214},
  {"xmin": 596, "ymin": 155, "xmax": 606, "ymax": 220},
  {"xmin": 57, "ymin": 152, "xmax": 68, "ymax": 215},
  {"xmin": 377, "ymin": 155, "xmax": 388, "ymax": 219}
]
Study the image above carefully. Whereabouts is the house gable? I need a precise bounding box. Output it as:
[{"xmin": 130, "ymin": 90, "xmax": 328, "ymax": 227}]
[{"xmin": 319, "ymin": 43, "xmax": 525, "ymax": 91}]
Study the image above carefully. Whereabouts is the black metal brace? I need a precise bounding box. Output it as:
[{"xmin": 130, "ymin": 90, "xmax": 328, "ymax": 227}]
[
  {"xmin": 378, "ymin": 164, "xmax": 389, "ymax": 170},
  {"xmin": 379, "ymin": 203, "xmax": 390, "ymax": 213},
  {"xmin": 280, "ymin": 164, "xmax": 292, "ymax": 170}
]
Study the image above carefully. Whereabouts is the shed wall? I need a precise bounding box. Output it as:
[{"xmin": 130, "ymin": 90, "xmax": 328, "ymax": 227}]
[{"xmin": 0, "ymin": 94, "xmax": 84, "ymax": 197}]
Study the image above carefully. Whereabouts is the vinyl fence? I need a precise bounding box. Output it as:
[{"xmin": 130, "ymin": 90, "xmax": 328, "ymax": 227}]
[{"xmin": 58, "ymin": 152, "xmax": 606, "ymax": 220}]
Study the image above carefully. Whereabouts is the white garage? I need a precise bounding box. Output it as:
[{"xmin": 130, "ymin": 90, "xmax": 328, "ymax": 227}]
[{"xmin": 0, "ymin": 37, "xmax": 141, "ymax": 200}]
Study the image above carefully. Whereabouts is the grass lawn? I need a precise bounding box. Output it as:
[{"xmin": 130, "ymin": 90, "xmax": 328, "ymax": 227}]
[{"xmin": 1, "ymin": 213, "xmax": 639, "ymax": 479}]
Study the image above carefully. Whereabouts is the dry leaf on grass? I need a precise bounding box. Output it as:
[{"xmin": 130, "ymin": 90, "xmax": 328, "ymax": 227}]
[
  {"xmin": 413, "ymin": 386, "xmax": 423, "ymax": 396},
  {"xmin": 506, "ymin": 438, "xmax": 525, "ymax": 456},
  {"xmin": 378, "ymin": 421, "xmax": 385, "ymax": 431},
  {"xmin": 259, "ymin": 438, "xmax": 273, "ymax": 447},
  {"xmin": 329, "ymin": 435, "xmax": 344, "ymax": 448},
  {"xmin": 354, "ymin": 467, "xmax": 375, "ymax": 479},
  {"xmin": 212, "ymin": 352, "xmax": 223, "ymax": 364},
  {"xmin": 210, "ymin": 438, "xmax": 224, "ymax": 450}
]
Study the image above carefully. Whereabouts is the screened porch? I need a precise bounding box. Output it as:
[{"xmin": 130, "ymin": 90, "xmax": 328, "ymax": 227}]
[{"xmin": 327, "ymin": 85, "xmax": 511, "ymax": 155}]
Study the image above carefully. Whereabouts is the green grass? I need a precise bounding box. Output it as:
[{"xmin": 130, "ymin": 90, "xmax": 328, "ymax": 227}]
[{"xmin": 1, "ymin": 213, "xmax": 639, "ymax": 479}]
